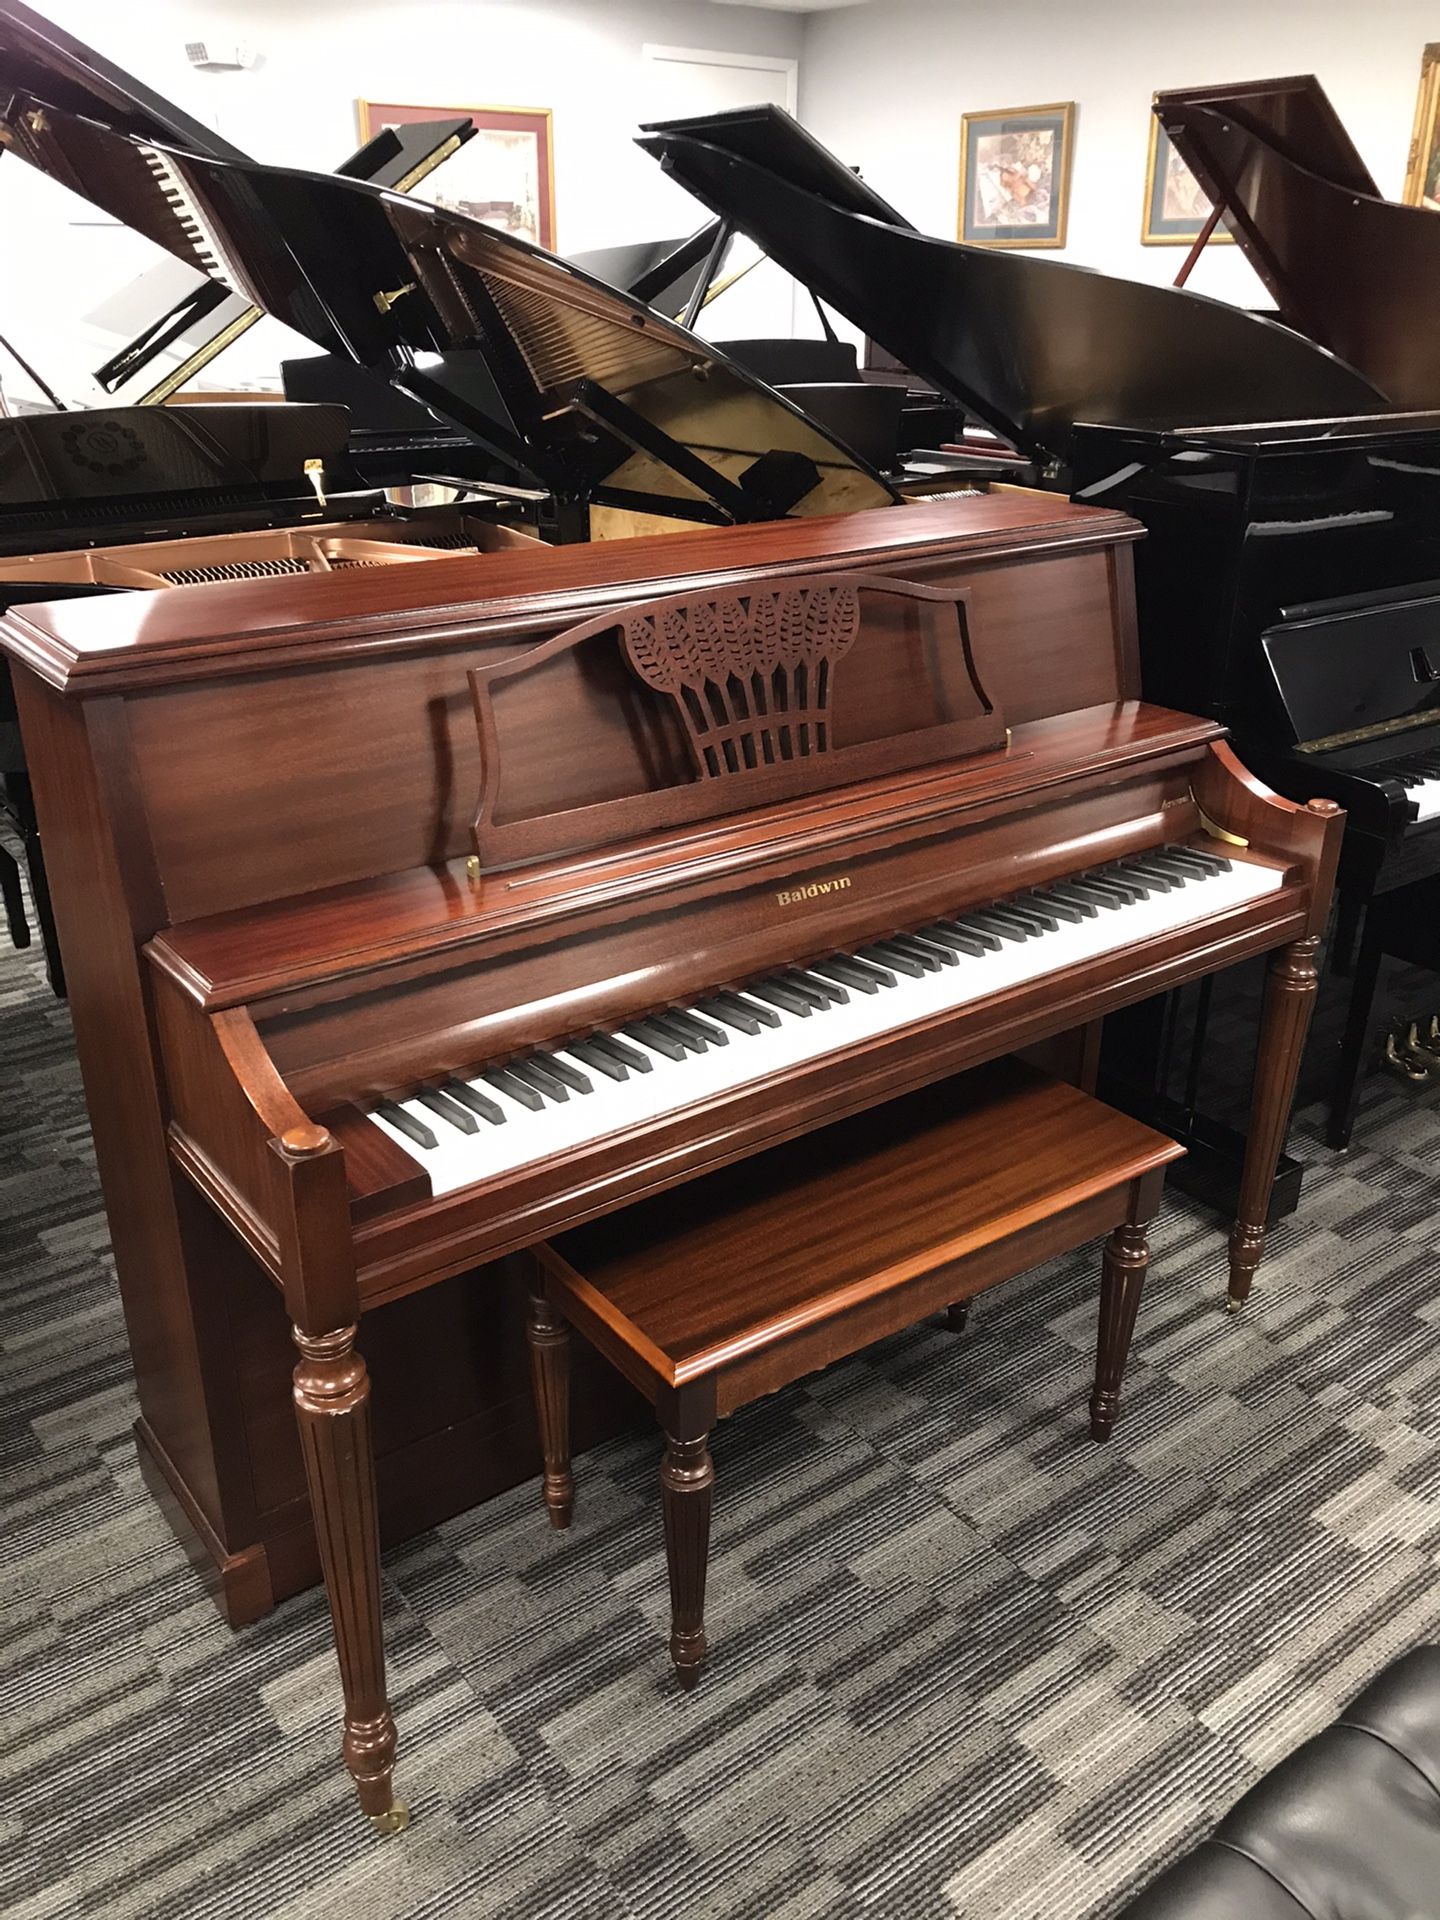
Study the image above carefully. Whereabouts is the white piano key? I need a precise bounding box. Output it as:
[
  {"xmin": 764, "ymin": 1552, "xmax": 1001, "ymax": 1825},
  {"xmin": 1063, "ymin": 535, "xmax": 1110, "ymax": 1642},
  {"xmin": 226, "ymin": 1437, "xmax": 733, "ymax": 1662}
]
[
  {"xmin": 368, "ymin": 857, "xmax": 1285, "ymax": 1197},
  {"xmin": 1409, "ymin": 775, "xmax": 1440, "ymax": 822}
]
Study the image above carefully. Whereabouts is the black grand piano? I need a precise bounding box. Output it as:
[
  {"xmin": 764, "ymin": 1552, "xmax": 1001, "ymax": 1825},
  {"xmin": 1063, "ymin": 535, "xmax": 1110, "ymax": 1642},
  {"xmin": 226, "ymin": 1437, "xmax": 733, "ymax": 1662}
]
[
  {"xmin": 0, "ymin": 11, "xmax": 897, "ymax": 995},
  {"xmin": 638, "ymin": 96, "xmax": 1440, "ymax": 1164}
]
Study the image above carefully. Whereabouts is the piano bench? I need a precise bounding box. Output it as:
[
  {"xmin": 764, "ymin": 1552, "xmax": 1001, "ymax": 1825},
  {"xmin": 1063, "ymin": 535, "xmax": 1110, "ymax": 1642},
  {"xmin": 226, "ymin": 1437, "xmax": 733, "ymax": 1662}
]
[{"xmin": 528, "ymin": 1057, "xmax": 1184, "ymax": 1688}]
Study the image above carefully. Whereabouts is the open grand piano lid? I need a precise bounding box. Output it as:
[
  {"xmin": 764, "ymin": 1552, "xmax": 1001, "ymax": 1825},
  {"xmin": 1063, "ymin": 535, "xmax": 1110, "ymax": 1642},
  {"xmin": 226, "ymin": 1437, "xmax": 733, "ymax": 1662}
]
[
  {"xmin": 1155, "ymin": 76, "xmax": 1440, "ymax": 412},
  {"xmin": 0, "ymin": 90, "xmax": 896, "ymax": 526},
  {"xmin": 636, "ymin": 103, "xmax": 1386, "ymax": 467}
]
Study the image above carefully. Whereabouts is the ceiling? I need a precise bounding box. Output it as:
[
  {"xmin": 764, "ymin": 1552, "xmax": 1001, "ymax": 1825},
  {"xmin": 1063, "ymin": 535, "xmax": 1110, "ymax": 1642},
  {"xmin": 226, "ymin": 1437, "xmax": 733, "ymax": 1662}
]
[{"xmin": 706, "ymin": 0, "xmax": 874, "ymax": 13}]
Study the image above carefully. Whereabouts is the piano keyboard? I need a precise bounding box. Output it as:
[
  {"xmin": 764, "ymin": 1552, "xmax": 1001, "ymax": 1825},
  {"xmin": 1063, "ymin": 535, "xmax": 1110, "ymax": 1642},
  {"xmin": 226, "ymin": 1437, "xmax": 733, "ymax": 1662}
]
[
  {"xmin": 368, "ymin": 845, "xmax": 1284, "ymax": 1198},
  {"xmin": 1389, "ymin": 753, "xmax": 1440, "ymax": 824}
]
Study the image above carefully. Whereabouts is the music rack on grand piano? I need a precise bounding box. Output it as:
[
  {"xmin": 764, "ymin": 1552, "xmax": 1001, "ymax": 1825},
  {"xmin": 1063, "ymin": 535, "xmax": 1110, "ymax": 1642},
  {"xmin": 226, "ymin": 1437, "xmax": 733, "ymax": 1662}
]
[{"xmin": 0, "ymin": 490, "xmax": 1342, "ymax": 1821}]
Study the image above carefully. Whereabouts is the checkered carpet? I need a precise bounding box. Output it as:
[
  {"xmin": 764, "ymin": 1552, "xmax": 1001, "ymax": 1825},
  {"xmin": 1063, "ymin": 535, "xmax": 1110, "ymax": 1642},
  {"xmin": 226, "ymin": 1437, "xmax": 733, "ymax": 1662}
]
[{"xmin": 3, "ymin": 868, "xmax": 1438, "ymax": 1920}]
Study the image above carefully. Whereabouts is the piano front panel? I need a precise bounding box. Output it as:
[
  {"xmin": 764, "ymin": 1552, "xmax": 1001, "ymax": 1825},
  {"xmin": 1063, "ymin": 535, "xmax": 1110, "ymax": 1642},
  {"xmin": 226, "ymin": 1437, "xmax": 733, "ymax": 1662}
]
[{"xmin": 124, "ymin": 532, "xmax": 1133, "ymax": 924}]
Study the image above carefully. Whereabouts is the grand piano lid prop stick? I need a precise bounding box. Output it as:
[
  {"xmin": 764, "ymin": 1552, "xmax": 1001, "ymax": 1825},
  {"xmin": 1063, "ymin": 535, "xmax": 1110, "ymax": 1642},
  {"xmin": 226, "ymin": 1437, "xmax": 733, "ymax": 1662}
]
[{"xmin": 1, "ymin": 491, "xmax": 1341, "ymax": 1821}]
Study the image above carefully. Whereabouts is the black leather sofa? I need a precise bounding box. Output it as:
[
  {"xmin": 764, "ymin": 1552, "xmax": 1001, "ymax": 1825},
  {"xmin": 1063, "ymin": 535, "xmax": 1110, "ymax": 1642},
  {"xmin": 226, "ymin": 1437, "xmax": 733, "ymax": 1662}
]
[{"xmin": 1117, "ymin": 1647, "xmax": 1440, "ymax": 1915}]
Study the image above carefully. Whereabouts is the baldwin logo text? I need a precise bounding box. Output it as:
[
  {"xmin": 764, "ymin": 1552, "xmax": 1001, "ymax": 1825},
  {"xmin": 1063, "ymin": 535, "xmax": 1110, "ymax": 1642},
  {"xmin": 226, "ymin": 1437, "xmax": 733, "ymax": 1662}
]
[{"xmin": 775, "ymin": 876, "xmax": 851, "ymax": 907}]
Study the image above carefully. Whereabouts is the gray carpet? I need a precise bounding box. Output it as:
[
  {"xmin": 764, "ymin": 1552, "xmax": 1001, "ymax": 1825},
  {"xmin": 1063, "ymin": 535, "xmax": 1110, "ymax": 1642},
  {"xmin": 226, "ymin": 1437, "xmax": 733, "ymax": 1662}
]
[{"xmin": 3, "ymin": 866, "xmax": 1439, "ymax": 1920}]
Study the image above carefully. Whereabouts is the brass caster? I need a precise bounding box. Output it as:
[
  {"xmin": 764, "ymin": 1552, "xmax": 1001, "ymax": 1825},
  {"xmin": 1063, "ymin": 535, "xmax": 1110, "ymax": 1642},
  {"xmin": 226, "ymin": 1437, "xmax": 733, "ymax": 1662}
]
[
  {"xmin": 1406, "ymin": 1017, "xmax": 1440, "ymax": 1069},
  {"xmin": 1224, "ymin": 1294, "xmax": 1244, "ymax": 1315},
  {"xmin": 368, "ymin": 1802, "xmax": 410, "ymax": 1836}
]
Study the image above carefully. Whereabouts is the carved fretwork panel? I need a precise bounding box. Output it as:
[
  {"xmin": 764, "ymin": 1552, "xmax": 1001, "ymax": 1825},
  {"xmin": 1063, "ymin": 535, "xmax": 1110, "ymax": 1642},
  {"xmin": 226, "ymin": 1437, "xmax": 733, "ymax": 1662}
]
[
  {"xmin": 470, "ymin": 569, "xmax": 1006, "ymax": 869},
  {"xmin": 621, "ymin": 581, "xmax": 862, "ymax": 778}
]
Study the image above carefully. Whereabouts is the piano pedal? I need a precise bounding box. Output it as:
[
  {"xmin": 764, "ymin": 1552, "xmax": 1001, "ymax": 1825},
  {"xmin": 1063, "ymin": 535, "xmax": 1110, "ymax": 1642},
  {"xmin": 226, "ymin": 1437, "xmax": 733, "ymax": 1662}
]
[
  {"xmin": 1408, "ymin": 1014, "xmax": 1440, "ymax": 1068},
  {"xmin": 1383, "ymin": 1027, "xmax": 1431, "ymax": 1085}
]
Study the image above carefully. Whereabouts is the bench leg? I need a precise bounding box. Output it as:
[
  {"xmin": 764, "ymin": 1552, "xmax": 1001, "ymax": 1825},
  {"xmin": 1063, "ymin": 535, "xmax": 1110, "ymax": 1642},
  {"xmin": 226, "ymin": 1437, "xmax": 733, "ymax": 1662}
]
[
  {"xmin": 661, "ymin": 1430, "xmax": 713, "ymax": 1690},
  {"xmin": 292, "ymin": 1323, "xmax": 405, "ymax": 1833},
  {"xmin": 943, "ymin": 1302, "xmax": 970, "ymax": 1332},
  {"xmin": 1091, "ymin": 1221, "xmax": 1150, "ymax": 1441},
  {"xmin": 525, "ymin": 1281, "xmax": 574, "ymax": 1529}
]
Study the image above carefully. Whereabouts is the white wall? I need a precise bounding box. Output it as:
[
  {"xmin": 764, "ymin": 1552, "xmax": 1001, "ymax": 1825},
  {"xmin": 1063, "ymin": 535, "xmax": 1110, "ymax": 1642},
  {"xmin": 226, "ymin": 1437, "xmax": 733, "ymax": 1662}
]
[
  {"xmin": 801, "ymin": 0, "xmax": 1440, "ymax": 306},
  {"xmin": 0, "ymin": 0, "xmax": 804, "ymax": 402}
]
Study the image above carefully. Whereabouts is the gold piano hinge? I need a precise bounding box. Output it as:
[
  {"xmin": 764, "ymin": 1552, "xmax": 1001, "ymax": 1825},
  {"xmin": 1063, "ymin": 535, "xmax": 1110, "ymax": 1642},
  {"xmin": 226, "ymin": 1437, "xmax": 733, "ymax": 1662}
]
[
  {"xmin": 304, "ymin": 458, "xmax": 327, "ymax": 508},
  {"xmin": 1190, "ymin": 794, "xmax": 1249, "ymax": 848},
  {"xmin": 465, "ymin": 855, "xmax": 481, "ymax": 882},
  {"xmin": 24, "ymin": 108, "xmax": 47, "ymax": 136},
  {"xmin": 373, "ymin": 283, "xmax": 416, "ymax": 315},
  {"xmin": 1294, "ymin": 710, "xmax": 1437, "ymax": 755},
  {"xmin": 1005, "ymin": 726, "xmax": 1012, "ymax": 748}
]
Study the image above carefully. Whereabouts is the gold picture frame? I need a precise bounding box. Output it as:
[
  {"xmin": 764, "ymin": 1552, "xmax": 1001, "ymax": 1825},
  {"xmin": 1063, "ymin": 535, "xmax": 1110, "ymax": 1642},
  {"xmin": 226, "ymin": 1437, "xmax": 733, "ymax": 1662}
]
[
  {"xmin": 1402, "ymin": 44, "xmax": 1440, "ymax": 208},
  {"xmin": 1140, "ymin": 110, "xmax": 1235, "ymax": 245},
  {"xmin": 957, "ymin": 101, "xmax": 1075, "ymax": 248},
  {"xmin": 357, "ymin": 99, "xmax": 557, "ymax": 250}
]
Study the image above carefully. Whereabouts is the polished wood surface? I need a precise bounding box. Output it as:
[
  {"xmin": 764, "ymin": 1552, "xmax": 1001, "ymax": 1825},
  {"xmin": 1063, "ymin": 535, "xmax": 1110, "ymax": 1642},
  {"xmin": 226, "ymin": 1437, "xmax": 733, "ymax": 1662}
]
[
  {"xmin": 0, "ymin": 487, "xmax": 1342, "ymax": 1816},
  {"xmin": 531, "ymin": 1059, "xmax": 1181, "ymax": 1683}
]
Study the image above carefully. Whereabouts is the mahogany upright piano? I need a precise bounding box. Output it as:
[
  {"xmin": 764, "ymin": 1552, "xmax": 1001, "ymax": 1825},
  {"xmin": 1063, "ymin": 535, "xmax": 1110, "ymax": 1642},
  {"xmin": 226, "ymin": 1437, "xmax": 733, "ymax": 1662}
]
[{"xmin": 1, "ymin": 491, "xmax": 1342, "ymax": 1820}]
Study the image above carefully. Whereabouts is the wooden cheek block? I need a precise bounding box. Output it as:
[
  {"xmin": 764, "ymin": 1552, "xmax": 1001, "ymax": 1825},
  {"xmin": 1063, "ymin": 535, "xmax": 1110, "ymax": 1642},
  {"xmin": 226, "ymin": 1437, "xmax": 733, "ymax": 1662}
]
[{"xmin": 528, "ymin": 1057, "xmax": 1184, "ymax": 1687}]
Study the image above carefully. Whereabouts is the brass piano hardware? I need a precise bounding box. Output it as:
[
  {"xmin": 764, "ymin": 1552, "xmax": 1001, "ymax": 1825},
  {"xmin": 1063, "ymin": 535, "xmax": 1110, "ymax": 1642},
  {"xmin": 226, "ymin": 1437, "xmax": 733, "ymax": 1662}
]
[
  {"xmin": 775, "ymin": 876, "xmax": 851, "ymax": 907},
  {"xmin": 369, "ymin": 1804, "xmax": 410, "ymax": 1836},
  {"xmin": 24, "ymin": 107, "xmax": 47, "ymax": 136},
  {"xmin": 1296, "ymin": 710, "xmax": 1437, "ymax": 754},
  {"xmin": 373, "ymin": 283, "xmax": 416, "ymax": 315},
  {"xmin": 465, "ymin": 855, "xmax": 481, "ymax": 881},
  {"xmin": 1190, "ymin": 795, "xmax": 1249, "ymax": 847},
  {"xmin": 304, "ymin": 459, "xmax": 327, "ymax": 508}
]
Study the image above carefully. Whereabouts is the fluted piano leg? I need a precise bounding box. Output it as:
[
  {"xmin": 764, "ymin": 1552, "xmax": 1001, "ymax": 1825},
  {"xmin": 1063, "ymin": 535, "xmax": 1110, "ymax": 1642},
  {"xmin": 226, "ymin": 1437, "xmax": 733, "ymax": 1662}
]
[
  {"xmin": 526, "ymin": 1280, "xmax": 574, "ymax": 1529},
  {"xmin": 1228, "ymin": 934, "xmax": 1320, "ymax": 1310},
  {"xmin": 661, "ymin": 1430, "xmax": 714, "ymax": 1690},
  {"xmin": 292, "ymin": 1322, "xmax": 405, "ymax": 1833},
  {"xmin": 1091, "ymin": 1221, "xmax": 1150, "ymax": 1441}
]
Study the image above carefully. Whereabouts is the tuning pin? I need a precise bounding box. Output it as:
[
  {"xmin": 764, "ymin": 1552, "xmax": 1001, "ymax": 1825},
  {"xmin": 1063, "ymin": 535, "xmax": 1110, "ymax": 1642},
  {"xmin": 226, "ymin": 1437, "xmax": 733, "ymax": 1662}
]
[{"xmin": 1384, "ymin": 1028, "xmax": 1431, "ymax": 1085}]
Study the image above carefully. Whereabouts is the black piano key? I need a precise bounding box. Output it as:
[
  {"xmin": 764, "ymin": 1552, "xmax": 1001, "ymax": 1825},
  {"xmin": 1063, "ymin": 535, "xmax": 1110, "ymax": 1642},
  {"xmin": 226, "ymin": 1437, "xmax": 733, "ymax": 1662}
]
[
  {"xmin": 1024, "ymin": 890, "xmax": 1084, "ymax": 924},
  {"xmin": 918, "ymin": 923, "xmax": 991, "ymax": 957},
  {"xmin": 625, "ymin": 1019, "xmax": 688, "ymax": 1060},
  {"xmin": 1041, "ymin": 884, "xmax": 1099, "ymax": 918},
  {"xmin": 374, "ymin": 1099, "xmax": 437, "ymax": 1150},
  {"xmin": 566, "ymin": 1039, "xmax": 629, "ymax": 1082},
  {"xmin": 778, "ymin": 971, "xmax": 835, "ymax": 1008},
  {"xmin": 1084, "ymin": 873, "xmax": 1143, "ymax": 904},
  {"xmin": 712, "ymin": 990, "xmax": 781, "ymax": 1030},
  {"xmin": 962, "ymin": 908, "xmax": 1030, "ymax": 942},
  {"xmin": 879, "ymin": 936, "xmax": 948, "ymax": 975},
  {"xmin": 669, "ymin": 1008, "xmax": 729, "ymax": 1047},
  {"xmin": 481, "ymin": 1067, "xmax": 546, "ymax": 1111},
  {"xmin": 443, "ymin": 1079, "xmax": 508, "ymax": 1125},
  {"xmin": 506, "ymin": 1059, "xmax": 570, "ymax": 1102},
  {"xmin": 648, "ymin": 1011, "xmax": 708, "ymax": 1054},
  {"xmin": 899, "ymin": 931, "xmax": 959, "ymax": 967},
  {"xmin": 1095, "ymin": 867, "xmax": 1150, "ymax": 898},
  {"xmin": 791, "ymin": 967, "xmax": 849, "ymax": 1004},
  {"xmin": 532, "ymin": 1050, "xmax": 593, "ymax": 1094},
  {"xmin": 1058, "ymin": 879, "xmax": 1124, "ymax": 911},
  {"xmin": 974, "ymin": 907, "xmax": 1038, "ymax": 940},
  {"xmin": 1009, "ymin": 895, "xmax": 1061, "ymax": 930},
  {"xmin": 1132, "ymin": 852, "xmax": 1195, "ymax": 883},
  {"xmin": 935, "ymin": 916, "xmax": 1004, "ymax": 949},
  {"xmin": 858, "ymin": 942, "xmax": 926, "ymax": 978},
  {"xmin": 746, "ymin": 979, "xmax": 815, "ymax": 1017},
  {"xmin": 414, "ymin": 1085, "xmax": 480, "ymax": 1135},
  {"xmin": 1172, "ymin": 844, "xmax": 1230, "ymax": 873},
  {"xmin": 808, "ymin": 956, "xmax": 882, "ymax": 995},
  {"xmin": 698, "ymin": 995, "xmax": 764, "ymax": 1033},
  {"xmin": 590, "ymin": 1033, "xmax": 653, "ymax": 1073},
  {"xmin": 1114, "ymin": 860, "xmax": 1176, "ymax": 892}
]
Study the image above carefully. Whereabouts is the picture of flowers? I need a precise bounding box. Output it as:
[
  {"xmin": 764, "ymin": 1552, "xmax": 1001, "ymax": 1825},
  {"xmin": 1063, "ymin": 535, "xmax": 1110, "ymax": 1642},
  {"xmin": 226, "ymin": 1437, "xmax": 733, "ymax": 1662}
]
[
  {"xmin": 958, "ymin": 102, "xmax": 1075, "ymax": 248},
  {"xmin": 357, "ymin": 100, "xmax": 556, "ymax": 250},
  {"xmin": 1402, "ymin": 44, "xmax": 1440, "ymax": 209}
]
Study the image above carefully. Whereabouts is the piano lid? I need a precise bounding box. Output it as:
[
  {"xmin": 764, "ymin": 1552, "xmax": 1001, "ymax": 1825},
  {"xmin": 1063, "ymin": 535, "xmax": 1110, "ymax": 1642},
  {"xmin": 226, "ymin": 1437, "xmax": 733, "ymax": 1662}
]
[
  {"xmin": 635, "ymin": 104, "xmax": 1387, "ymax": 466},
  {"xmin": 93, "ymin": 117, "xmax": 476, "ymax": 405},
  {"xmin": 0, "ymin": 96, "xmax": 895, "ymax": 523},
  {"xmin": 1156, "ymin": 75, "xmax": 1440, "ymax": 410}
]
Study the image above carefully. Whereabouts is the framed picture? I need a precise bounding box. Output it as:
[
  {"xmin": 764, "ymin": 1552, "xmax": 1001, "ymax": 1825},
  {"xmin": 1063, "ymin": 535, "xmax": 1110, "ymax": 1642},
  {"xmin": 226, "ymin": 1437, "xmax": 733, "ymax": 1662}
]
[
  {"xmin": 958, "ymin": 102, "xmax": 1075, "ymax": 248},
  {"xmin": 357, "ymin": 100, "xmax": 556, "ymax": 250},
  {"xmin": 1402, "ymin": 44, "xmax": 1440, "ymax": 208},
  {"xmin": 1141, "ymin": 114, "xmax": 1235, "ymax": 245}
]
